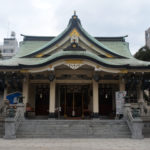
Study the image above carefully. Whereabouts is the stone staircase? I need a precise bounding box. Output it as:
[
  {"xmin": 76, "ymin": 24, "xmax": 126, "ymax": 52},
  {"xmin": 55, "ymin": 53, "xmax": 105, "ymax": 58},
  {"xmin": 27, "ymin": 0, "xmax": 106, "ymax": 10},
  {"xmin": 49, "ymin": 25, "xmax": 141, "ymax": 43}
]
[
  {"xmin": 16, "ymin": 120, "xmax": 131, "ymax": 138},
  {"xmin": 142, "ymin": 117, "xmax": 150, "ymax": 138},
  {"xmin": 0, "ymin": 117, "xmax": 4, "ymax": 138}
]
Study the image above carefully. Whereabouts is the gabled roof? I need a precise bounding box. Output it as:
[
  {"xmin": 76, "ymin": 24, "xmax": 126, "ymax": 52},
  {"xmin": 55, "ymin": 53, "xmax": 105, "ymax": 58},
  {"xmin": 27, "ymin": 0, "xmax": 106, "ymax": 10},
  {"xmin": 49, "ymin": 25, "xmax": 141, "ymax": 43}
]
[
  {"xmin": 15, "ymin": 13, "xmax": 132, "ymax": 58},
  {"xmin": 16, "ymin": 39, "xmax": 132, "ymax": 58},
  {"xmin": 0, "ymin": 13, "xmax": 150, "ymax": 71}
]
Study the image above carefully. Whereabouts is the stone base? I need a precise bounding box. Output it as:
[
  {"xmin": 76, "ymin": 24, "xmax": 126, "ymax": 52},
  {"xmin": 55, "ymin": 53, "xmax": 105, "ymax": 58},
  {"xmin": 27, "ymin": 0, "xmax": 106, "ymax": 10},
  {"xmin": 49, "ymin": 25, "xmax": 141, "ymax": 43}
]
[
  {"xmin": 131, "ymin": 119, "xmax": 144, "ymax": 139},
  {"xmin": 3, "ymin": 135, "xmax": 16, "ymax": 139},
  {"xmin": 132, "ymin": 134, "xmax": 144, "ymax": 139},
  {"xmin": 49, "ymin": 113, "xmax": 55, "ymax": 119},
  {"xmin": 92, "ymin": 113, "xmax": 99, "ymax": 119}
]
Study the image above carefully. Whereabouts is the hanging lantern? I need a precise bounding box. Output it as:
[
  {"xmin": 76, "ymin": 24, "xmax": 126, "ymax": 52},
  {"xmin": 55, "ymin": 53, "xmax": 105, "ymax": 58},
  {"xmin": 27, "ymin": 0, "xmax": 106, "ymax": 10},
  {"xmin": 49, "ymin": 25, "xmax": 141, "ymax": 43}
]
[
  {"xmin": 48, "ymin": 74, "xmax": 55, "ymax": 81},
  {"xmin": 105, "ymin": 93, "xmax": 108, "ymax": 99},
  {"xmin": 93, "ymin": 74, "xmax": 100, "ymax": 82},
  {"xmin": 40, "ymin": 93, "xmax": 43, "ymax": 99}
]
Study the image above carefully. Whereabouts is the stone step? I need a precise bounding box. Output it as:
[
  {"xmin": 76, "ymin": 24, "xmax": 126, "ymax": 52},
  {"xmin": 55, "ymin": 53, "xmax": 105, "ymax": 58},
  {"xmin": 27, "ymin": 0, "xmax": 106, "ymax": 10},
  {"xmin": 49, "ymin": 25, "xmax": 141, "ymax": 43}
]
[
  {"xmin": 17, "ymin": 134, "xmax": 131, "ymax": 138},
  {"xmin": 20, "ymin": 120, "xmax": 128, "ymax": 125},
  {"xmin": 0, "ymin": 122, "xmax": 4, "ymax": 138},
  {"xmin": 16, "ymin": 119, "xmax": 131, "ymax": 138},
  {"xmin": 18, "ymin": 125, "xmax": 129, "ymax": 130}
]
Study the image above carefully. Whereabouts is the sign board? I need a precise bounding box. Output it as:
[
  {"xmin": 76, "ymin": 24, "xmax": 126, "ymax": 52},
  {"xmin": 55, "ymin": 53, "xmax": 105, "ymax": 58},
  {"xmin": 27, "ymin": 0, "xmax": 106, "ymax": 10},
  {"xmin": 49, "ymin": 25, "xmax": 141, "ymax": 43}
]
[
  {"xmin": 115, "ymin": 91, "xmax": 126, "ymax": 114},
  {"xmin": 6, "ymin": 92, "xmax": 22, "ymax": 104}
]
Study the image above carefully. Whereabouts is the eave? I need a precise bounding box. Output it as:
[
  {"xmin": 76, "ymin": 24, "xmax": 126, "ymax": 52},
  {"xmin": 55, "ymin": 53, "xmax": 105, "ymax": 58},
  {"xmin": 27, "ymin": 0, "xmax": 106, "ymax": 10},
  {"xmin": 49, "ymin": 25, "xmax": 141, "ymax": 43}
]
[{"xmin": 0, "ymin": 51, "xmax": 150, "ymax": 71}]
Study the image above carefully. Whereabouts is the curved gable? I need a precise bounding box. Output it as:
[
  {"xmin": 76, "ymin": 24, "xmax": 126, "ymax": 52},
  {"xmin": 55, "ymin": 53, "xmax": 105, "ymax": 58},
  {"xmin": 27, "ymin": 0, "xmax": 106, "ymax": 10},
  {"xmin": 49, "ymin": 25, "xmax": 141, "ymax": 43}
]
[{"xmin": 17, "ymin": 14, "xmax": 131, "ymax": 59}]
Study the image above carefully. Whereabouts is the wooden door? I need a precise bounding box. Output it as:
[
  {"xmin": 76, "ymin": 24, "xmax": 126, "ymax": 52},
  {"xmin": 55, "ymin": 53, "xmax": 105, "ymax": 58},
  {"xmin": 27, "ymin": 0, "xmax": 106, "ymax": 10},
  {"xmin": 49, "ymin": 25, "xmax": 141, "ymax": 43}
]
[{"xmin": 35, "ymin": 84, "xmax": 50, "ymax": 116}]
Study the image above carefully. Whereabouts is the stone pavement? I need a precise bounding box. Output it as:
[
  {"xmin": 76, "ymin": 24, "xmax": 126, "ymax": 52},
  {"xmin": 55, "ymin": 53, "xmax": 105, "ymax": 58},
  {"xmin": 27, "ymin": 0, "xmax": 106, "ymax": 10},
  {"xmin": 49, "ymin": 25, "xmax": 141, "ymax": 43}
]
[{"xmin": 0, "ymin": 138, "xmax": 150, "ymax": 150}]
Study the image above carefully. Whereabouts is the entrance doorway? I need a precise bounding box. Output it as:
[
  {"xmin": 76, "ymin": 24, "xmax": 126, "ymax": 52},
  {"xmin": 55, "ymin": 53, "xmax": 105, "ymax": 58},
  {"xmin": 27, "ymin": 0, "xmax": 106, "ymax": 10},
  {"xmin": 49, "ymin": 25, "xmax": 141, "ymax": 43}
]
[
  {"xmin": 35, "ymin": 84, "xmax": 50, "ymax": 116},
  {"xmin": 66, "ymin": 92, "xmax": 82, "ymax": 117},
  {"xmin": 99, "ymin": 84, "xmax": 118, "ymax": 118},
  {"xmin": 57, "ymin": 84, "xmax": 90, "ymax": 118}
]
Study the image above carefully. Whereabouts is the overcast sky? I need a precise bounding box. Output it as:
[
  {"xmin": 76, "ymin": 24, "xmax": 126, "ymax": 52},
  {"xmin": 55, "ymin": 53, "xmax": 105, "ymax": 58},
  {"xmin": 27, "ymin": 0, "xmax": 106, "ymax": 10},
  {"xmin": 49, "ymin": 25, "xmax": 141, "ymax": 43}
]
[{"xmin": 0, "ymin": 0, "xmax": 150, "ymax": 54}]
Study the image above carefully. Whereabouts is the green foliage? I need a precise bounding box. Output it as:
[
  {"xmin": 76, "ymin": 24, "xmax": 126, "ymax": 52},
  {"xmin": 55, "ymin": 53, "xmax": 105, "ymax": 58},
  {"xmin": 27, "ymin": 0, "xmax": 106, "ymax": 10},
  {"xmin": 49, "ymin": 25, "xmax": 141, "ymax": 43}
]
[{"xmin": 134, "ymin": 46, "xmax": 150, "ymax": 61}]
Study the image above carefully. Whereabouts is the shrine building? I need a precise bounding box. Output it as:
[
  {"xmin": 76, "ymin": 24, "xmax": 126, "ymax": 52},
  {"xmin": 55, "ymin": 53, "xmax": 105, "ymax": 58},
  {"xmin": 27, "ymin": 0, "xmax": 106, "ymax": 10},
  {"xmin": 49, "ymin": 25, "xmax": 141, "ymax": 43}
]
[{"xmin": 0, "ymin": 13, "xmax": 150, "ymax": 120}]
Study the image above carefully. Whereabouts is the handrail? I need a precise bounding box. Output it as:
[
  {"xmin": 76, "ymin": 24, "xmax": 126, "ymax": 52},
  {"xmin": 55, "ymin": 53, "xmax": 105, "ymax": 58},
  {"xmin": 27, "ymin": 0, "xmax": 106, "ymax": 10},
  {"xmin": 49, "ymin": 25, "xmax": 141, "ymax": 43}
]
[
  {"xmin": 126, "ymin": 109, "xmax": 134, "ymax": 132},
  {"xmin": 127, "ymin": 109, "xmax": 134, "ymax": 121},
  {"xmin": 14, "ymin": 110, "xmax": 22, "ymax": 132},
  {"xmin": 125, "ymin": 106, "xmax": 144, "ymax": 139}
]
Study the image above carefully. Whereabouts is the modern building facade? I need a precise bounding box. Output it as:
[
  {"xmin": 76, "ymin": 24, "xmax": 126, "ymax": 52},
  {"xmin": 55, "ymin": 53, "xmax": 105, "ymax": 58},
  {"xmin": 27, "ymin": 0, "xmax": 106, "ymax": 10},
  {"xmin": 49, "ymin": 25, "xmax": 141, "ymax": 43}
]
[
  {"xmin": 0, "ymin": 45, "xmax": 2, "ymax": 58},
  {"xmin": 0, "ymin": 13, "xmax": 150, "ymax": 120},
  {"xmin": 145, "ymin": 27, "xmax": 150, "ymax": 49},
  {"xmin": 0, "ymin": 32, "xmax": 18, "ymax": 59}
]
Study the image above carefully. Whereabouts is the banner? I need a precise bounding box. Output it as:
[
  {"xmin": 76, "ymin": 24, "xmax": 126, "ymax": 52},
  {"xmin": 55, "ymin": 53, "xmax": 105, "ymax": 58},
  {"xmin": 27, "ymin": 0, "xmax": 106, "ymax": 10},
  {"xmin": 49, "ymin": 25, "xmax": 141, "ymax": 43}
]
[{"xmin": 115, "ymin": 91, "xmax": 126, "ymax": 114}]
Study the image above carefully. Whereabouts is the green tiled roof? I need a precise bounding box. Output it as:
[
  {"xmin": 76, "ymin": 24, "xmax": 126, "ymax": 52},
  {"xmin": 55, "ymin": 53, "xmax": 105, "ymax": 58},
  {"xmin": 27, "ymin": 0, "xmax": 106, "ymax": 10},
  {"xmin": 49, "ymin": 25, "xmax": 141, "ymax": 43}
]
[
  {"xmin": 100, "ymin": 41, "xmax": 132, "ymax": 58},
  {"xmin": 0, "ymin": 14, "xmax": 149, "ymax": 70},
  {"xmin": 77, "ymin": 23, "xmax": 132, "ymax": 58},
  {"xmin": 1, "ymin": 51, "xmax": 150, "ymax": 68},
  {"xmin": 15, "ymin": 41, "xmax": 49, "ymax": 58},
  {"xmin": 16, "ymin": 22, "xmax": 71, "ymax": 58},
  {"xmin": 15, "ymin": 39, "xmax": 132, "ymax": 59},
  {"xmin": 15, "ymin": 14, "xmax": 131, "ymax": 58}
]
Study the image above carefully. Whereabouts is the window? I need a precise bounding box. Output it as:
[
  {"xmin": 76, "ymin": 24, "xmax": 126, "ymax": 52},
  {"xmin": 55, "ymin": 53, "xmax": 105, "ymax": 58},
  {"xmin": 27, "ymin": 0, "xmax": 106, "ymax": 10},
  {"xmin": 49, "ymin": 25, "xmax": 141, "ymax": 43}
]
[
  {"xmin": 147, "ymin": 33, "xmax": 150, "ymax": 38},
  {"xmin": 4, "ymin": 40, "xmax": 9, "ymax": 45},
  {"xmin": 3, "ymin": 49, "xmax": 14, "ymax": 53}
]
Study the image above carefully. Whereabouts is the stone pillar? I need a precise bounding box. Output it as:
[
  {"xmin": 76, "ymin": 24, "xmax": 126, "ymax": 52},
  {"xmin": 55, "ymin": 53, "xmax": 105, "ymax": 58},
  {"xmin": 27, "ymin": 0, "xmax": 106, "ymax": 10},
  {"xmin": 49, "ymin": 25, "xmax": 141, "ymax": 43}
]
[
  {"xmin": 22, "ymin": 78, "xmax": 29, "ymax": 106},
  {"xmin": 131, "ymin": 119, "xmax": 144, "ymax": 139},
  {"xmin": 49, "ymin": 80, "xmax": 56, "ymax": 118},
  {"xmin": 3, "ymin": 118, "xmax": 16, "ymax": 139},
  {"xmin": 16, "ymin": 103, "xmax": 25, "ymax": 119},
  {"xmin": 93, "ymin": 80, "xmax": 99, "ymax": 118},
  {"xmin": 3, "ymin": 104, "xmax": 25, "ymax": 139}
]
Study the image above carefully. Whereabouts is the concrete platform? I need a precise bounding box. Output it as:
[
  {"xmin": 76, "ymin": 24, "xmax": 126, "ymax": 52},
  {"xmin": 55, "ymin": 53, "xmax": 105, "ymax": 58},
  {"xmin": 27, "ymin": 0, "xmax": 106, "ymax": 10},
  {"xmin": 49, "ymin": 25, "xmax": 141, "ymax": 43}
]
[{"xmin": 0, "ymin": 138, "xmax": 150, "ymax": 150}]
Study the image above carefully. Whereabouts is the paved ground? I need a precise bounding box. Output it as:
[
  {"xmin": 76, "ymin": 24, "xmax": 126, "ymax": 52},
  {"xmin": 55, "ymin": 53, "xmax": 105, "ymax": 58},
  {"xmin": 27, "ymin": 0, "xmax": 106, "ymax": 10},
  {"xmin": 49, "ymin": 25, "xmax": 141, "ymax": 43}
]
[{"xmin": 0, "ymin": 138, "xmax": 150, "ymax": 150}]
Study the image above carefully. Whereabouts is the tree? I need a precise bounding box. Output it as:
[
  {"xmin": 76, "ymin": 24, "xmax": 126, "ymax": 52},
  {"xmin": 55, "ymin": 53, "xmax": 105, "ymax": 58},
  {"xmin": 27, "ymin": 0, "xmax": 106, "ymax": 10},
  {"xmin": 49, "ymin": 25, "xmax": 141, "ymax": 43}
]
[{"xmin": 134, "ymin": 46, "xmax": 150, "ymax": 61}]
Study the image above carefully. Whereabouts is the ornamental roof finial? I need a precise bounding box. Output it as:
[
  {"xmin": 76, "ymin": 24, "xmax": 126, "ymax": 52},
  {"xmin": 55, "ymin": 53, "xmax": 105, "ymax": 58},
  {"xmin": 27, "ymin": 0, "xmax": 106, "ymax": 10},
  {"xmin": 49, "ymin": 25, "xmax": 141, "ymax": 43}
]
[{"xmin": 74, "ymin": 10, "xmax": 76, "ymax": 16}]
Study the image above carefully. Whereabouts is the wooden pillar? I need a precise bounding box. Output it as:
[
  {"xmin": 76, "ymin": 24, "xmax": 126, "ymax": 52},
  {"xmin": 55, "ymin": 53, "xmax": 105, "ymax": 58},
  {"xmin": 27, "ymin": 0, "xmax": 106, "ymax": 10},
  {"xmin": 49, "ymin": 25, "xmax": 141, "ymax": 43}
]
[
  {"xmin": 119, "ymin": 78, "xmax": 125, "ymax": 91},
  {"xmin": 49, "ymin": 80, "xmax": 56, "ymax": 118},
  {"xmin": 64, "ymin": 86, "xmax": 67, "ymax": 117},
  {"xmin": 93, "ymin": 80, "xmax": 99, "ymax": 118},
  {"xmin": 138, "ymin": 81, "xmax": 144, "ymax": 102},
  {"xmin": 3, "ymin": 81, "xmax": 8, "ymax": 100},
  {"xmin": 82, "ymin": 92, "xmax": 84, "ymax": 118},
  {"xmin": 22, "ymin": 78, "xmax": 29, "ymax": 105}
]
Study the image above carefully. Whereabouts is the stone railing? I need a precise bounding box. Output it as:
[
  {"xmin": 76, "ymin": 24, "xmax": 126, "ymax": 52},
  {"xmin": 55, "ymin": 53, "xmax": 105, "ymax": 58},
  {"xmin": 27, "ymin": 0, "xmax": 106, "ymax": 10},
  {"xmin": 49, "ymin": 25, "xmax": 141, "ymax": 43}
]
[
  {"xmin": 15, "ymin": 107, "xmax": 23, "ymax": 131},
  {"xmin": 3, "ymin": 103, "xmax": 24, "ymax": 139},
  {"xmin": 124, "ymin": 103, "xmax": 144, "ymax": 139},
  {"xmin": 137, "ymin": 101, "xmax": 150, "ymax": 138}
]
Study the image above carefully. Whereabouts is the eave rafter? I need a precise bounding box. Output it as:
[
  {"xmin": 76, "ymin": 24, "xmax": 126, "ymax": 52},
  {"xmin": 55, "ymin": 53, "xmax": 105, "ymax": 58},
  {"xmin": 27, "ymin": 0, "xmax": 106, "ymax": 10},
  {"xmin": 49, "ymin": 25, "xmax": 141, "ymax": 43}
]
[{"xmin": 1, "ymin": 56, "xmax": 149, "ymax": 74}]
